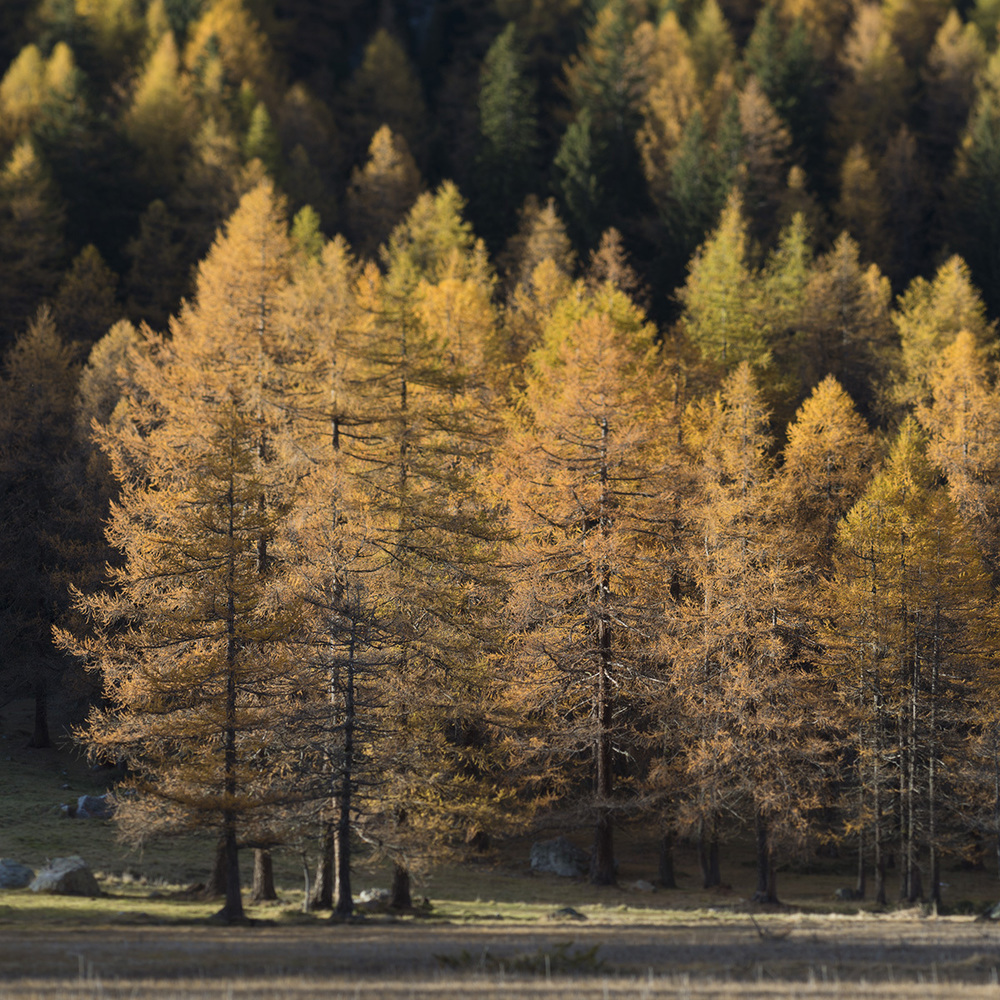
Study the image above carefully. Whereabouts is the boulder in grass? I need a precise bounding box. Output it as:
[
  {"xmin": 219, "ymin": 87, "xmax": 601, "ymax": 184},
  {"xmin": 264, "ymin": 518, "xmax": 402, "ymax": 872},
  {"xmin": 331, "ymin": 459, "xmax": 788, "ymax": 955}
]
[
  {"xmin": 356, "ymin": 888, "xmax": 391, "ymax": 912},
  {"xmin": 529, "ymin": 836, "xmax": 590, "ymax": 877},
  {"xmin": 29, "ymin": 856, "xmax": 100, "ymax": 896},
  {"xmin": 75, "ymin": 793, "xmax": 115, "ymax": 819},
  {"xmin": 0, "ymin": 859, "xmax": 34, "ymax": 889}
]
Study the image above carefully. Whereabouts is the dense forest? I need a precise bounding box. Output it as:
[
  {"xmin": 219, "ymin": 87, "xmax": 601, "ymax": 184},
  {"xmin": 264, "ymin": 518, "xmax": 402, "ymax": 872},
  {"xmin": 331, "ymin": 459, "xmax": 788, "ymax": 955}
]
[{"xmin": 5, "ymin": 0, "xmax": 1000, "ymax": 923}]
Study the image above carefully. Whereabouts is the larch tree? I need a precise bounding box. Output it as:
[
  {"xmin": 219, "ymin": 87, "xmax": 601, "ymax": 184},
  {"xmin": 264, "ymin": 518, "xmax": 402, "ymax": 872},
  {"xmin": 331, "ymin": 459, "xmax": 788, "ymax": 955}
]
[
  {"xmin": 345, "ymin": 28, "xmax": 428, "ymax": 169},
  {"xmin": 917, "ymin": 330, "xmax": 1000, "ymax": 581},
  {"xmin": 62, "ymin": 179, "xmax": 314, "ymax": 923},
  {"xmin": 0, "ymin": 138, "xmax": 66, "ymax": 352},
  {"xmin": 894, "ymin": 254, "xmax": 995, "ymax": 411},
  {"xmin": 674, "ymin": 363, "xmax": 828, "ymax": 901},
  {"xmin": 796, "ymin": 232, "xmax": 897, "ymax": 424},
  {"xmin": 776, "ymin": 376, "xmax": 878, "ymax": 897},
  {"xmin": 124, "ymin": 29, "xmax": 195, "ymax": 188},
  {"xmin": 946, "ymin": 48, "xmax": 1000, "ymax": 316},
  {"xmin": 828, "ymin": 419, "xmax": 995, "ymax": 906},
  {"xmin": 677, "ymin": 190, "xmax": 769, "ymax": 374},
  {"xmin": 334, "ymin": 184, "xmax": 506, "ymax": 907},
  {"xmin": 344, "ymin": 125, "xmax": 423, "ymax": 262},
  {"xmin": 493, "ymin": 284, "xmax": 678, "ymax": 885},
  {"xmin": 922, "ymin": 10, "xmax": 986, "ymax": 180}
]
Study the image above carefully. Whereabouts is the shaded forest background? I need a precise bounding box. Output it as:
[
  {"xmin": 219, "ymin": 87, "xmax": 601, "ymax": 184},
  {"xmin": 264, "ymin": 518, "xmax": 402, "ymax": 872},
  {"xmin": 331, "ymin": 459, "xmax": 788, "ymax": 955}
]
[{"xmin": 6, "ymin": 0, "xmax": 1000, "ymax": 920}]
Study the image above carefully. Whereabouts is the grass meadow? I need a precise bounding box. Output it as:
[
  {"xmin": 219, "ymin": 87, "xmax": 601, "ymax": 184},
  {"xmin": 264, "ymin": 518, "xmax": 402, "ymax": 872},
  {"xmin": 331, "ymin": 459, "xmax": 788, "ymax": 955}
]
[{"xmin": 5, "ymin": 701, "xmax": 1000, "ymax": 998}]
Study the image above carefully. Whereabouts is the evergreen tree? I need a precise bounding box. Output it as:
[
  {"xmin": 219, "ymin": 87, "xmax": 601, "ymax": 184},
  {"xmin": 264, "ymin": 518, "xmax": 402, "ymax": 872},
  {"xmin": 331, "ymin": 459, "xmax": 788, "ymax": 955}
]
[
  {"xmin": 0, "ymin": 308, "xmax": 79, "ymax": 748},
  {"xmin": 0, "ymin": 138, "xmax": 66, "ymax": 352},
  {"xmin": 474, "ymin": 23, "xmax": 539, "ymax": 250}
]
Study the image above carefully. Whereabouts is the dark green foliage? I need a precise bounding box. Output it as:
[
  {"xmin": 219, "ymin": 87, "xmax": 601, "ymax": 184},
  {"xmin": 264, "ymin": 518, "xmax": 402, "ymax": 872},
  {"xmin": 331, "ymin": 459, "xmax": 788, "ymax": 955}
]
[{"xmin": 473, "ymin": 23, "xmax": 539, "ymax": 250}]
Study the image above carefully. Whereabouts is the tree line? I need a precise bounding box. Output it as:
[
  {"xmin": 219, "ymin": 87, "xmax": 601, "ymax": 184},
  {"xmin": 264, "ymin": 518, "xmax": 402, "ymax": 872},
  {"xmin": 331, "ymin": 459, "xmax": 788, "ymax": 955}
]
[
  {"xmin": 5, "ymin": 0, "xmax": 1000, "ymax": 922},
  {"xmin": 3, "ymin": 174, "xmax": 995, "ymax": 921}
]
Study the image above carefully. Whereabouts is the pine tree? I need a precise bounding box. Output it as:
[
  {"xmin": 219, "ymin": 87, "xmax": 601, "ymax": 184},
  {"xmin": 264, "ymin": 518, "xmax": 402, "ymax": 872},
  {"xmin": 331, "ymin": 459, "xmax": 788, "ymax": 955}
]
[{"xmin": 474, "ymin": 23, "xmax": 539, "ymax": 250}]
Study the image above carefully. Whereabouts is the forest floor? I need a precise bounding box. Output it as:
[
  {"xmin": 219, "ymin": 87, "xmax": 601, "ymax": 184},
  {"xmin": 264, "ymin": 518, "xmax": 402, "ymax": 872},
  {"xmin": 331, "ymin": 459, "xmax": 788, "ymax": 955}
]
[{"xmin": 4, "ymin": 699, "xmax": 1000, "ymax": 997}]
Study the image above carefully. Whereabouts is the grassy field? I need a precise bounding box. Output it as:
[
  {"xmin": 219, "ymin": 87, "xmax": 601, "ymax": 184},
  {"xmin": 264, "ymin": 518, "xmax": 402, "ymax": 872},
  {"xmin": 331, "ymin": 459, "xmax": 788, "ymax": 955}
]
[{"xmin": 5, "ymin": 701, "xmax": 1000, "ymax": 998}]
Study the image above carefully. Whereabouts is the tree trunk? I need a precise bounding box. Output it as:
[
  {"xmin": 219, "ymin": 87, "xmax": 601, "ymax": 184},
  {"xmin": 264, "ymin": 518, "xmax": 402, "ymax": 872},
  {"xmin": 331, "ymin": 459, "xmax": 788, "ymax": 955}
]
[
  {"xmin": 250, "ymin": 848, "xmax": 277, "ymax": 903},
  {"xmin": 390, "ymin": 862, "xmax": 411, "ymax": 910},
  {"xmin": 590, "ymin": 809, "xmax": 615, "ymax": 885},
  {"xmin": 590, "ymin": 428, "xmax": 616, "ymax": 889},
  {"xmin": 856, "ymin": 824, "xmax": 867, "ymax": 900},
  {"xmin": 333, "ymin": 615, "xmax": 358, "ymax": 919},
  {"xmin": 752, "ymin": 809, "xmax": 778, "ymax": 904},
  {"xmin": 310, "ymin": 827, "xmax": 334, "ymax": 910},
  {"xmin": 698, "ymin": 816, "xmax": 721, "ymax": 888},
  {"xmin": 216, "ymin": 815, "xmax": 244, "ymax": 922},
  {"xmin": 206, "ymin": 837, "xmax": 227, "ymax": 898},
  {"xmin": 658, "ymin": 830, "xmax": 677, "ymax": 889},
  {"xmin": 28, "ymin": 675, "xmax": 51, "ymax": 748}
]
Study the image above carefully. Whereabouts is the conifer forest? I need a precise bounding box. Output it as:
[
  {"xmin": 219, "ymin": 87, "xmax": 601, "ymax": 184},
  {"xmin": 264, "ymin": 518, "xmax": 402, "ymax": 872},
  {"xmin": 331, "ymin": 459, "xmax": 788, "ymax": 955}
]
[{"xmin": 9, "ymin": 0, "xmax": 1000, "ymax": 924}]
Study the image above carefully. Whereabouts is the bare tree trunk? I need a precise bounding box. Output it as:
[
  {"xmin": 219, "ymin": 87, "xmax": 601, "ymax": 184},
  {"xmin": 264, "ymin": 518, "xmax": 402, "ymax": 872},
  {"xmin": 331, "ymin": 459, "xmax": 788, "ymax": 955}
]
[
  {"xmin": 310, "ymin": 827, "xmax": 334, "ymax": 910},
  {"xmin": 250, "ymin": 849, "xmax": 277, "ymax": 903},
  {"xmin": 698, "ymin": 816, "xmax": 721, "ymax": 888},
  {"xmin": 856, "ymin": 824, "xmax": 867, "ymax": 900},
  {"xmin": 390, "ymin": 862, "xmax": 411, "ymax": 910},
  {"xmin": 874, "ymin": 688, "xmax": 887, "ymax": 906},
  {"xmin": 205, "ymin": 837, "xmax": 227, "ymax": 898},
  {"xmin": 752, "ymin": 809, "xmax": 778, "ymax": 904},
  {"xmin": 333, "ymin": 615, "xmax": 358, "ymax": 919}
]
